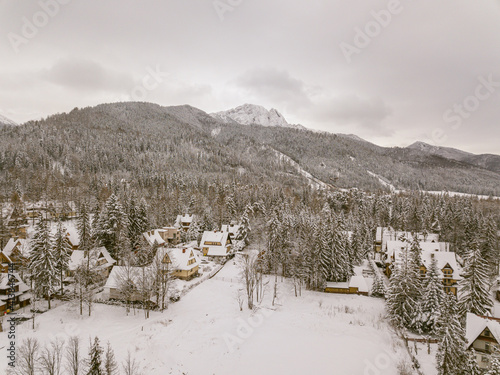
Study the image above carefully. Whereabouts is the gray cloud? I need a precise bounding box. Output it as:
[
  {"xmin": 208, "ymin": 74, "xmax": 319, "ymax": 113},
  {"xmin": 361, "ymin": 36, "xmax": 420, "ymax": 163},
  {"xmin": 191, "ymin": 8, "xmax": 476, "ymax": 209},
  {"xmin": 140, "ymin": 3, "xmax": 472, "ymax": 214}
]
[
  {"xmin": 43, "ymin": 58, "xmax": 134, "ymax": 92},
  {"xmin": 1, "ymin": 0, "xmax": 499, "ymax": 154},
  {"xmin": 233, "ymin": 67, "xmax": 311, "ymax": 109}
]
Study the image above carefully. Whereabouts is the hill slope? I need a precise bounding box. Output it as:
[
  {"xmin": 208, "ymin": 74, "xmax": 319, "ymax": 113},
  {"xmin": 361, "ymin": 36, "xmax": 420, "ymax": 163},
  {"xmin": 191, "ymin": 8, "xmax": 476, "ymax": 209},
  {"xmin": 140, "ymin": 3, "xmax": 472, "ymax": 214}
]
[
  {"xmin": 0, "ymin": 102, "xmax": 499, "ymax": 197},
  {"xmin": 407, "ymin": 141, "xmax": 500, "ymax": 174}
]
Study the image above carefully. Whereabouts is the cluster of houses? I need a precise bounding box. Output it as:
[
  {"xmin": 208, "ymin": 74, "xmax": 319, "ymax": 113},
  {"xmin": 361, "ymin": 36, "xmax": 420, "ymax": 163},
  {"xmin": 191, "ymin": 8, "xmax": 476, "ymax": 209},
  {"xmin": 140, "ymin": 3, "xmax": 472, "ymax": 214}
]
[
  {"xmin": 377, "ymin": 227, "xmax": 461, "ymax": 296},
  {"xmin": 0, "ymin": 212, "xmax": 242, "ymax": 312},
  {"xmin": 103, "ymin": 214, "xmax": 239, "ymax": 302},
  {"xmin": 324, "ymin": 227, "xmax": 461, "ymax": 297}
]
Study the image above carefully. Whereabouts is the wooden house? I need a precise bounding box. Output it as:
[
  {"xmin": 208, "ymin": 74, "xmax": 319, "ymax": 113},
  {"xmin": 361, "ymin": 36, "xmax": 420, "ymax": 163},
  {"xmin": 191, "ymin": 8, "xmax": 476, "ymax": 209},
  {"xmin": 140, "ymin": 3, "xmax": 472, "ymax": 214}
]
[
  {"xmin": 385, "ymin": 242, "xmax": 460, "ymax": 295},
  {"xmin": 66, "ymin": 246, "xmax": 116, "ymax": 281},
  {"xmin": 143, "ymin": 227, "xmax": 180, "ymax": 247},
  {"xmin": 466, "ymin": 313, "xmax": 500, "ymax": 369},
  {"xmin": 103, "ymin": 266, "xmax": 144, "ymax": 302},
  {"xmin": 221, "ymin": 224, "xmax": 241, "ymax": 239},
  {"xmin": 174, "ymin": 214, "xmax": 194, "ymax": 232},
  {"xmin": 155, "ymin": 247, "xmax": 200, "ymax": 280},
  {"xmin": 324, "ymin": 276, "xmax": 369, "ymax": 296},
  {"xmin": 375, "ymin": 227, "xmax": 440, "ymax": 253},
  {"xmin": 1, "ymin": 238, "xmax": 28, "ymax": 272},
  {"xmin": 199, "ymin": 230, "xmax": 232, "ymax": 257},
  {"xmin": 0, "ymin": 272, "xmax": 31, "ymax": 313}
]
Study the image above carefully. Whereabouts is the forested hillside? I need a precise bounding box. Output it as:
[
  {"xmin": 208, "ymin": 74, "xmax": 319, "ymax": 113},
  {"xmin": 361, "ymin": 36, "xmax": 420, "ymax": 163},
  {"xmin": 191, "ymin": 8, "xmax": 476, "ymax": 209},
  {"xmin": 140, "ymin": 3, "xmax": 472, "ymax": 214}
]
[{"xmin": 0, "ymin": 101, "xmax": 499, "ymax": 207}]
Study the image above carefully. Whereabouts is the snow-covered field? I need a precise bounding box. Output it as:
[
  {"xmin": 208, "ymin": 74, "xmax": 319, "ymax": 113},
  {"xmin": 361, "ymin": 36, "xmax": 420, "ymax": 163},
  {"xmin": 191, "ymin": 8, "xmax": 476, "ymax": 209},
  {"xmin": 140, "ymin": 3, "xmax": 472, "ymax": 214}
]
[{"xmin": 1, "ymin": 260, "xmax": 413, "ymax": 374}]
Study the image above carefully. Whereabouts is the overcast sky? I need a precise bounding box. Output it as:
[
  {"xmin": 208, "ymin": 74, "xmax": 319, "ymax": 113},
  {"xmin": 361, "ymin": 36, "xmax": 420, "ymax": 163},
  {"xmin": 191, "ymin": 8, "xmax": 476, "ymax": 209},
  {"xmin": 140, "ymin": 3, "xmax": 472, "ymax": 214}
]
[{"xmin": 1, "ymin": 0, "xmax": 500, "ymax": 154}]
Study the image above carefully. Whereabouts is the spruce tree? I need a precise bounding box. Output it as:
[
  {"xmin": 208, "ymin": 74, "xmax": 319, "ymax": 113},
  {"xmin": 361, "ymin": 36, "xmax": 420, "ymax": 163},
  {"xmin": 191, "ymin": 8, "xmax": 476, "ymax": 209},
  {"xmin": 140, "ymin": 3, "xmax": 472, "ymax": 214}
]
[
  {"xmin": 77, "ymin": 200, "xmax": 93, "ymax": 251},
  {"xmin": 53, "ymin": 220, "xmax": 72, "ymax": 295},
  {"xmin": 386, "ymin": 247, "xmax": 421, "ymax": 329},
  {"xmin": 94, "ymin": 194, "xmax": 126, "ymax": 260},
  {"xmin": 421, "ymin": 256, "xmax": 445, "ymax": 334},
  {"xmin": 29, "ymin": 219, "xmax": 58, "ymax": 309},
  {"xmin": 236, "ymin": 206, "xmax": 252, "ymax": 245},
  {"xmin": 86, "ymin": 337, "xmax": 103, "ymax": 375},
  {"xmin": 486, "ymin": 357, "xmax": 500, "ymax": 375},
  {"xmin": 458, "ymin": 245, "xmax": 493, "ymax": 317},
  {"xmin": 435, "ymin": 293, "xmax": 467, "ymax": 375},
  {"xmin": 464, "ymin": 349, "xmax": 481, "ymax": 375},
  {"xmin": 371, "ymin": 269, "xmax": 386, "ymax": 298}
]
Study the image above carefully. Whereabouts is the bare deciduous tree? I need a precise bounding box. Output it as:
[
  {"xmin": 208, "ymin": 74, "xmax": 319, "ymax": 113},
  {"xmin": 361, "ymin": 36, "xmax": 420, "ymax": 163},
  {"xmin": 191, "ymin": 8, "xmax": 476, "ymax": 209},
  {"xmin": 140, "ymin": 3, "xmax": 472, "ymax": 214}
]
[
  {"xmin": 10, "ymin": 337, "xmax": 40, "ymax": 375},
  {"xmin": 122, "ymin": 351, "xmax": 142, "ymax": 375},
  {"xmin": 239, "ymin": 253, "xmax": 258, "ymax": 309},
  {"xmin": 39, "ymin": 338, "xmax": 64, "ymax": 375},
  {"xmin": 65, "ymin": 336, "xmax": 82, "ymax": 375}
]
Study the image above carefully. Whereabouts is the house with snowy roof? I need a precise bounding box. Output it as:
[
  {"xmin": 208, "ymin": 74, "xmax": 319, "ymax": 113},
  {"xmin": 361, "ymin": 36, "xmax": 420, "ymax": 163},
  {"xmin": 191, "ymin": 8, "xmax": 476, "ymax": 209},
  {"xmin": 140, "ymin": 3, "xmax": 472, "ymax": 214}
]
[
  {"xmin": 143, "ymin": 227, "xmax": 180, "ymax": 247},
  {"xmin": 375, "ymin": 227, "xmax": 440, "ymax": 253},
  {"xmin": 174, "ymin": 214, "xmax": 194, "ymax": 232},
  {"xmin": 155, "ymin": 247, "xmax": 200, "ymax": 280},
  {"xmin": 67, "ymin": 246, "xmax": 116, "ymax": 281},
  {"xmin": 324, "ymin": 276, "xmax": 369, "ymax": 296},
  {"xmin": 221, "ymin": 224, "xmax": 241, "ymax": 239},
  {"xmin": 466, "ymin": 313, "xmax": 500, "ymax": 369},
  {"xmin": 65, "ymin": 227, "xmax": 80, "ymax": 250},
  {"xmin": 385, "ymin": 242, "xmax": 461, "ymax": 295},
  {"xmin": 0, "ymin": 237, "xmax": 29, "ymax": 272},
  {"xmin": 104, "ymin": 266, "xmax": 144, "ymax": 301},
  {"xmin": 199, "ymin": 230, "xmax": 232, "ymax": 257},
  {"xmin": 0, "ymin": 272, "xmax": 31, "ymax": 313}
]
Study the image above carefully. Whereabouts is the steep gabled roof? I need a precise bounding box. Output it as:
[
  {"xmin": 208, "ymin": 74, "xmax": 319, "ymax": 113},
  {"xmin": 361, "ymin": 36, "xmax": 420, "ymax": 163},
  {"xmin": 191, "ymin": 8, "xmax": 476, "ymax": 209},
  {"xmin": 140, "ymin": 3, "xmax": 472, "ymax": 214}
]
[
  {"xmin": 155, "ymin": 247, "xmax": 200, "ymax": 271},
  {"xmin": 466, "ymin": 313, "xmax": 500, "ymax": 348}
]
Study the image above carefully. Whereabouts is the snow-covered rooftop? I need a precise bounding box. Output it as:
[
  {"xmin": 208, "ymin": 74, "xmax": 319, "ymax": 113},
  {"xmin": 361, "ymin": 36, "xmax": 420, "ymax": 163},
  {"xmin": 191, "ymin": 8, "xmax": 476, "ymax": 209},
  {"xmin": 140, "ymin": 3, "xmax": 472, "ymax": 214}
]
[
  {"xmin": 466, "ymin": 313, "xmax": 500, "ymax": 347},
  {"xmin": 155, "ymin": 247, "xmax": 200, "ymax": 271}
]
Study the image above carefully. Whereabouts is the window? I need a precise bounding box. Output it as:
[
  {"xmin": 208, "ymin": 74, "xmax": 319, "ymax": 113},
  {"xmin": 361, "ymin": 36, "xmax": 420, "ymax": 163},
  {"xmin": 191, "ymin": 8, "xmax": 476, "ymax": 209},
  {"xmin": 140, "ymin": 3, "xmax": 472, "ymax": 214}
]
[
  {"xmin": 482, "ymin": 356, "xmax": 489, "ymax": 363},
  {"xmin": 486, "ymin": 343, "xmax": 491, "ymax": 353}
]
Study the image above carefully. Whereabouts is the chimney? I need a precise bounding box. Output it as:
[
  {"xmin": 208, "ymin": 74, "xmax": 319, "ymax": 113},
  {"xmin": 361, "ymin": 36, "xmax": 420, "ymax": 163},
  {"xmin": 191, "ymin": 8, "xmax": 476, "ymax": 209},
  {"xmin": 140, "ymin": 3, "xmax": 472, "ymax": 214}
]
[{"xmin": 182, "ymin": 248, "xmax": 186, "ymax": 254}]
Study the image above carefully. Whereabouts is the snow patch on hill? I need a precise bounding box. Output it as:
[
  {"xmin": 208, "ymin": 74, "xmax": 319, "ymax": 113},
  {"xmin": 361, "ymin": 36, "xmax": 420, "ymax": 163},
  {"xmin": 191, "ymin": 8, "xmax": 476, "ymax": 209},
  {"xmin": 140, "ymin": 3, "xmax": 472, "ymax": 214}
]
[{"xmin": 0, "ymin": 114, "xmax": 18, "ymax": 126}]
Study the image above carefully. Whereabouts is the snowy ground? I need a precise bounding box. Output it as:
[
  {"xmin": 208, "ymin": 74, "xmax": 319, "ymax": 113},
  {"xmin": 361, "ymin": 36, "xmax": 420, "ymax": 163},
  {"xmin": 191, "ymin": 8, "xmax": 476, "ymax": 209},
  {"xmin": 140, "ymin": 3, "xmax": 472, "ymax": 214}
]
[{"xmin": 1, "ymin": 258, "xmax": 413, "ymax": 374}]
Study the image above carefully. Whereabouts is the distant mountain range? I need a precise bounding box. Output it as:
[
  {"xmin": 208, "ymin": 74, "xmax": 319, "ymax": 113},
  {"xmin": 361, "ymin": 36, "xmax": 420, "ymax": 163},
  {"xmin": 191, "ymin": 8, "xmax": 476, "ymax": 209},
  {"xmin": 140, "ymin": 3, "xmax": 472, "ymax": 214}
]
[
  {"xmin": 407, "ymin": 141, "xmax": 500, "ymax": 174},
  {"xmin": 1, "ymin": 102, "xmax": 498, "ymax": 196}
]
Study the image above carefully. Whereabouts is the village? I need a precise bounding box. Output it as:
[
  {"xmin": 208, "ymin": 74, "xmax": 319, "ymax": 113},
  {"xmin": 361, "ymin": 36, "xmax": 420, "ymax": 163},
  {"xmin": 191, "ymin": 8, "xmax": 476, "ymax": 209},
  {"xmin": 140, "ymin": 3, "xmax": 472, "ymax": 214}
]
[{"xmin": 0, "ymin": 193, "xmax": 499, "ymax": 374}]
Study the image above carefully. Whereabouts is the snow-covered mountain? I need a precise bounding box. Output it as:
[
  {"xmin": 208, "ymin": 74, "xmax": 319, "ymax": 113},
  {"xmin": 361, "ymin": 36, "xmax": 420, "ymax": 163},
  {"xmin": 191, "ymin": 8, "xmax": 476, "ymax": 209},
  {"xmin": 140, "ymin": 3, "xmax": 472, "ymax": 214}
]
[
  {"xmin": 0, "ymin": 114, "xmax": 18, "ymax": 127},
  {"xmin": 210, "ymin": 104, "xmax": 305, "ymax": 130}
]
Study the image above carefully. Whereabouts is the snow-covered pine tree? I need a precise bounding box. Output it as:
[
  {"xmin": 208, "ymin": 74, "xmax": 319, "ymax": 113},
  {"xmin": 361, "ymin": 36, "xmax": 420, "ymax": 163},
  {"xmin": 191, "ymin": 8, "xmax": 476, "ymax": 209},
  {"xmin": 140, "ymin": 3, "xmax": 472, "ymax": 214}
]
[
  {"xmin": 236, "ymin": 205, "xmax": 252, "ymax": 246},
  {"xmin": 94, "ymin": 194, "xmax": 126, "ymax": 260},
  {"xmin": 464, "ymin": 349, "xmax": 481, "ymax": 375},
  {"xmin": 317, "ymin": 222, "xmax": 331, "ymax": 285},
  {"xmin": 480, "ymin": 216, "xmax": 499, "ymax": 278},
  {"xmin": 29, "ymin": 219, "xmax": 58, "ymax": 309},
  {"xmin": 386, "ymin": 247, "xmax": 421, "ymax": 329},
  {"xmin": 77, "ymin": 200, "xmax": 93, "ymax": 251},
  {"xmin": 86, "ymin": 337, "xmax": 103, "ymax": 375},
  {"xmin": 458, "ymin": 245, "xmax": 493, "ymax": 317},
  {"xmin": 435, "ymin": 293, "xmax": 467, "ymax": 375},
  {"xmin": 420, "ymin": 256, "xmax": 445, "ymax": 334},
  {"xmin": 127, "ymin": 196, "xmax": 149, "ymax": 250},
  {"xmin": 185, "ymin": 219, "xmax": 200, "ymax": 243},
  {"xmin": 486, "ymin": 357, "xmax": 500, "ymax": 375},
  {"xmin": 369, "ymin": 260, "xmax": 386, "ymax": 298},
  {"xmin": 53, "ymin": 220, "xmax": 72, "ymax": 296}
]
